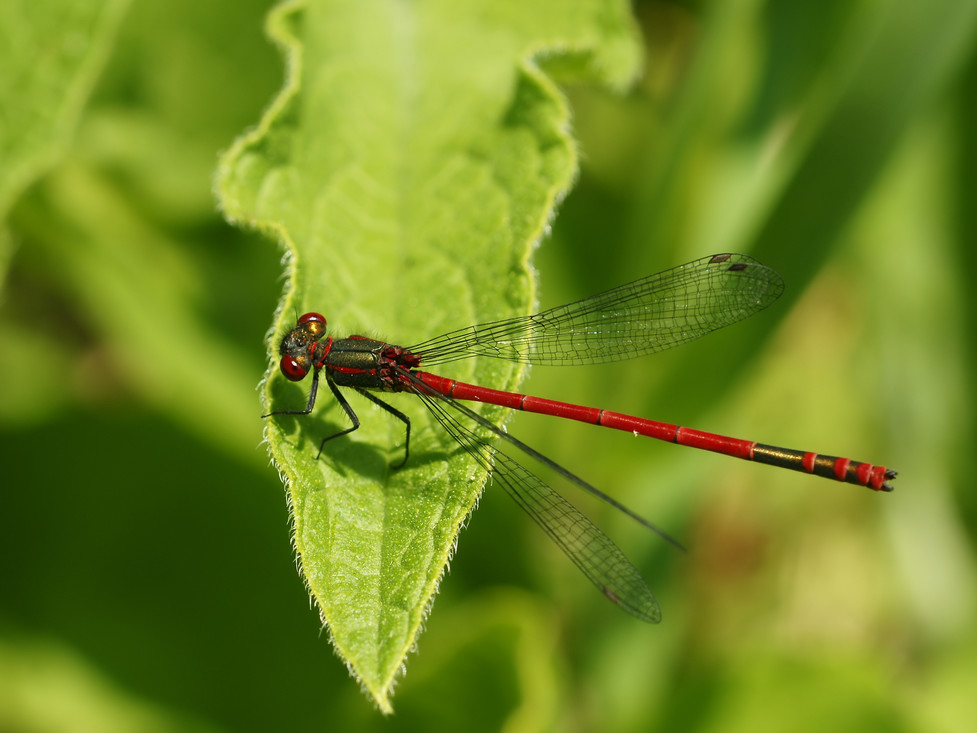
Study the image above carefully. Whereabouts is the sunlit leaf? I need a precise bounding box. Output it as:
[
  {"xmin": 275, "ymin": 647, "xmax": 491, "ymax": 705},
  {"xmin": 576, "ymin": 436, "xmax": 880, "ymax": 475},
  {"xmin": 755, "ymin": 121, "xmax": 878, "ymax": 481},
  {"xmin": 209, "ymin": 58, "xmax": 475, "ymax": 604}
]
[{"xmin": 216, "ymin": 0, "xmax": 640, "ymax": 710}]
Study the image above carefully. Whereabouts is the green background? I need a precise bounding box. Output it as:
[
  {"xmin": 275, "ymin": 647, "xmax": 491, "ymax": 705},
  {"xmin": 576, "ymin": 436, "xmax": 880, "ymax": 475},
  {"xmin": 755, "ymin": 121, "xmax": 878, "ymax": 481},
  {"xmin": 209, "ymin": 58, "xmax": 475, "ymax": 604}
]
[{"xmin": 2, "ymin": 0, "xmax": 976, "ymax": 731}]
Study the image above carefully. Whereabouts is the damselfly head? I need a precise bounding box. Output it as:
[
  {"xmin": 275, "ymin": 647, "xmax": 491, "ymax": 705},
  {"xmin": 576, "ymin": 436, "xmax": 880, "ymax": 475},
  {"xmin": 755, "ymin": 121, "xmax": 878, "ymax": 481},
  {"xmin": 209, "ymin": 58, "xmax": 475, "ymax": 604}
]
[{"xmin": 277, "ymin": 313, "xmax": 328, "ymax": 381}]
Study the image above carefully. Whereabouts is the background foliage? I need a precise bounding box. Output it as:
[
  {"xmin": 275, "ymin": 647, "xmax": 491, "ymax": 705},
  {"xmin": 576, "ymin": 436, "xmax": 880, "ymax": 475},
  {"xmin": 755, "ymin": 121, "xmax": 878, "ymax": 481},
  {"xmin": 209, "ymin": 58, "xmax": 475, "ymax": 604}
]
[{"xmin": 2, "ymin": 0, "xmax": 976, "ymax": 731}]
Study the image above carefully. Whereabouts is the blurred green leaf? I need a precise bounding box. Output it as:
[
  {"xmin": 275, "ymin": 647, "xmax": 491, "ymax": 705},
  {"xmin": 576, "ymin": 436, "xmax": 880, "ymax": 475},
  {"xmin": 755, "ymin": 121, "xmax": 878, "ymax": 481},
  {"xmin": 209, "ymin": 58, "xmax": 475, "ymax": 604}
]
[
  {"xmin": 0, "ymin": 636, "xmax": 221, "ymax": 733},
  {"xmin": 9, "ymin": 163, "xmax": 266, "ymax": 462},
  {"xmin": 0, "ymin": 0, "xmax": 281, "ymax": 459},
  {"xmin": 0, "ymin": 1, "xmax": 129, "ymax": 288},
  {"xmin": 217, "ymin": 0, "xmax": 640, "ymax": 710},
  {"xmin": 0, "ymin": 1, "xmax": 129, "ymax": 219},
  {"xmin": 394, "ymin": 590, "xmax": 562, "ymax": 732}
]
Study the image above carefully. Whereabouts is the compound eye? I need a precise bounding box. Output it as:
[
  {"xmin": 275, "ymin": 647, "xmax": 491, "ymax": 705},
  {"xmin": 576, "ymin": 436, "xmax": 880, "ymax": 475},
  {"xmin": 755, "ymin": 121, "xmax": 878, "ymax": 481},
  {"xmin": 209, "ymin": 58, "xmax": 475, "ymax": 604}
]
[
  {"xmin": 297, "ymin": 312, "xmax": 326, "ymax": 326},
  {"xmin": 280, "ymin": 354, "xmax": 309, "ymax": 381}
]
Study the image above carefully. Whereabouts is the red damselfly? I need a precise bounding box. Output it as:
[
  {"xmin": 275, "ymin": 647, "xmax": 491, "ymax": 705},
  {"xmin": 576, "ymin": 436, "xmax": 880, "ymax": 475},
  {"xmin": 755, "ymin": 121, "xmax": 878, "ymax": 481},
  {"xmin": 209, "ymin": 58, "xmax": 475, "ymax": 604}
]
[{"xmin": 265, "ymin": 253, "xmax": 895, "ymax": 623}]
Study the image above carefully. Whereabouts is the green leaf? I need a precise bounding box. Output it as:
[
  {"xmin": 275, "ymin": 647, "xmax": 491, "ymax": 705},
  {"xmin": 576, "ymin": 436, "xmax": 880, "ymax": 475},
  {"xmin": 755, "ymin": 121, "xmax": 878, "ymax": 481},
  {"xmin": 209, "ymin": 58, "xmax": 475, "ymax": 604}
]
[
  {"xmin": 0, "ymin": 1, "xmax": 129, "ymax": 219},
  {"xmin": 216, "ymin": 0, "xmax": 640, "ymax": 711},
  {"xmin": 0, "ymin": 0, "xmax": 129, "ymax": 287},
  {"xmin": 0, "ymin": 635, "xmax": 222, "ymax": 733}
]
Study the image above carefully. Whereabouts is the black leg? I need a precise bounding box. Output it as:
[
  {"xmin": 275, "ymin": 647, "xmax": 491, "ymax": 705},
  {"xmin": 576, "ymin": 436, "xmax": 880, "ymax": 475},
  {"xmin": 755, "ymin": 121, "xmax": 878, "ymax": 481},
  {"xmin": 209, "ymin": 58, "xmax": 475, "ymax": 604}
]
[
  {"xmin": 316, "ymin": 377, "xmax": 363, "ymax": 458},
  {"xmin": 262, "ymin": 369, "xmax": 321, "ymax": 418},
  {"xmin": 271, "ymin": 371, "xmax": 412, "ymax": 467},
  {"xmin": 353, "ymin": 388, "xmax": 412, "ymax": 469}
]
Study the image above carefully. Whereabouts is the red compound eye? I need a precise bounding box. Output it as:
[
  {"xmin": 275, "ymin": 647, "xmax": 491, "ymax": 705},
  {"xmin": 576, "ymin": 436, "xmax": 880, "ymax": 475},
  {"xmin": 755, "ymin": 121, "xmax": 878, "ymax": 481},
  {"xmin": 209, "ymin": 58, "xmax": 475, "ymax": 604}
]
[
  {"xmin": 297, "ymin": 312, "xmax": 326, "ymax": 325},
  {"xmin": 280, "ymin": 355, "xmax": 309, "ymax": 381}
]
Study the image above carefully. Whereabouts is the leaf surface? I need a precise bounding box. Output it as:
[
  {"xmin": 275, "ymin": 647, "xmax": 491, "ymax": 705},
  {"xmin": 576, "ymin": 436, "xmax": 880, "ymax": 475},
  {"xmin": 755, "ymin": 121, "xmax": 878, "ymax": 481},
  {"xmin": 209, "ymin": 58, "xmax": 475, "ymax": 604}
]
[{"xmin": 217, "ymin": 0, "xmax": 639, "ymax": 710}]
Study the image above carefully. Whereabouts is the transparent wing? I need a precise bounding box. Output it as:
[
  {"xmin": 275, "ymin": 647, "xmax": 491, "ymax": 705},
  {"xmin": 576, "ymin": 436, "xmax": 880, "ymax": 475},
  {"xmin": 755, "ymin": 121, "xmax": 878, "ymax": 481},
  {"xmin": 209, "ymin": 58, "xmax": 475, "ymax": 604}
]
[
  {"xmin": 411, "ymin": 378, "xmax": 664, "ymax": 623},
  {"xmin": 409, "ymin": 253, "xmax": 784, "ymax": 366}
]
